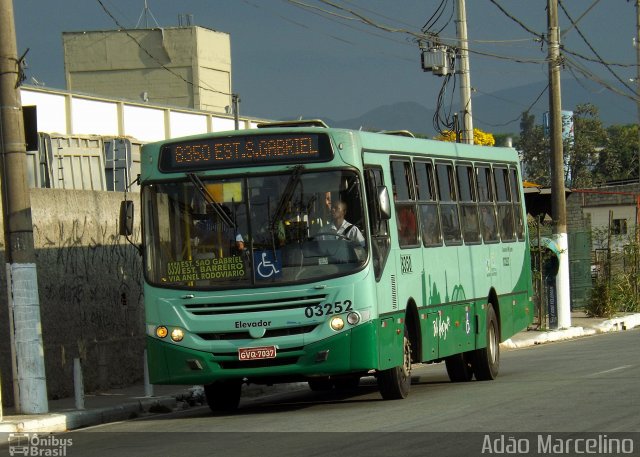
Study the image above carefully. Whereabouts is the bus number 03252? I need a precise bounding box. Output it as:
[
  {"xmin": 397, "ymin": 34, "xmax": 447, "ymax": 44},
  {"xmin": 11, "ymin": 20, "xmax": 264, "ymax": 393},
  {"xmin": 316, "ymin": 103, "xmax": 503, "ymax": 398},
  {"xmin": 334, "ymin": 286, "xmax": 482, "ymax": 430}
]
[{"xmin": 304, "ymin": 300, "xmax": 353, "ymax": 318}]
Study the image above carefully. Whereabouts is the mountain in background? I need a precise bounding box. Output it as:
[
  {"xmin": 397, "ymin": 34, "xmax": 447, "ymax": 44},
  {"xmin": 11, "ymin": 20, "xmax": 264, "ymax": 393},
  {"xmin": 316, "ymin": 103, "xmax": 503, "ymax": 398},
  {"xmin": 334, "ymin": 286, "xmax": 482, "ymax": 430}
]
[{"xmin": 313, "ymin": 79, "xmax": 636, "ymax": 138}]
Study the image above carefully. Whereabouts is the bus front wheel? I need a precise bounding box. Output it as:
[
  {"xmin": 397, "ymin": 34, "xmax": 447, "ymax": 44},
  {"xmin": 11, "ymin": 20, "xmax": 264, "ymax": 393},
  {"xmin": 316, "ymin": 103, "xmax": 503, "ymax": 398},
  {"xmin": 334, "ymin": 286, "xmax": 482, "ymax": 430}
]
[
  {"xmin": 470, "ymin": 305, "xmax": 500, "ymax": 381},
  {"xmin": 204, "ymin": 380, "xmax": 242, "ymax": 412},
  {"xmin": 377, "ymin": 329, "xmax": 412, "ymax": 400}
]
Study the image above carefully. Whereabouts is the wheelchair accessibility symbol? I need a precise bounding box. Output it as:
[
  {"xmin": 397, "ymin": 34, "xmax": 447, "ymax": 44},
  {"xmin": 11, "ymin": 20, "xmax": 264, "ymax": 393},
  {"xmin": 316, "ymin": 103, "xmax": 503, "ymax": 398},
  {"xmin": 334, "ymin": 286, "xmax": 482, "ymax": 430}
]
[{"xmin": 254, "ymin": 251, "xmax": 282, "ymax": 280}]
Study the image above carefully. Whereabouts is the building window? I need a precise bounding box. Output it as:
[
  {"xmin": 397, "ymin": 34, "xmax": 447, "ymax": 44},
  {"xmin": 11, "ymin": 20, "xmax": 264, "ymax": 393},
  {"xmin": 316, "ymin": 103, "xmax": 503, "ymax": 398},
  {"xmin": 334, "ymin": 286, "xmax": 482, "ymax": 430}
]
[{"xmin": 612, "ymin": 218, "xmax": 627, "ymax": 235}]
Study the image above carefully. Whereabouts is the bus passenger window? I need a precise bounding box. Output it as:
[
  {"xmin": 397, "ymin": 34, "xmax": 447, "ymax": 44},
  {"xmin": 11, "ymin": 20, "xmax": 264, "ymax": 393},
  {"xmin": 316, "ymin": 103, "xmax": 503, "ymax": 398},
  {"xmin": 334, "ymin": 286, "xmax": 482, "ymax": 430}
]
[
  {"xmin": 480, "ymin": 205, "xmax": 498, "ymax": 241},
  {"xmin": 456, "ymin": 164, "xmax": 480, "ymax": 244},
  {"xmin": 396, "ymin": 204, "xmax": 418, "ymax": 246},
  {"xmin": 420, "ymin": 204, "xmax": 441, "ymax": 246},
  {"xmin": 509, "ymin": 168, "xmax": 525, "ymax": 240},
  {"xmin": 436, "ymin": 162, "xmax": 462, "ymax": 245},
  {"xmin": 391, "ymin": 159, "xmax": 419, "ymax": 248},
  {"xmin": 476, "ymin": 165, "xmax": 499, "ymax": 243},
  {"xmin": 494, "ymin": 167, "xmax": 515, "ymax": 242},
  {"xmin": 415, "ymin": 160, "xmax": 441, "ymax": 247}
]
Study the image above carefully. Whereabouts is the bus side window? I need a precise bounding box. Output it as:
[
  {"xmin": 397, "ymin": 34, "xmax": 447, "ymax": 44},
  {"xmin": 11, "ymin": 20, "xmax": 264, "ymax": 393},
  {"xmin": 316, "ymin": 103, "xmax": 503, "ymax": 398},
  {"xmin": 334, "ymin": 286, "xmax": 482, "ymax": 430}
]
[
  {"xmin": 494, "ymin": 167, "xmax": 516, "ymax": 242},
  {"xmin": 391, "ymin": 160, "xmax": 419, "ymax": 247},
  {"xmin": 414, "ymin": 160, "xmax": 441, "ymax": 247},
  {"xmin": 509, "ymin": 167, "xmax": 525, "ymax": 240},
  {"xmin": 476, "ymin": 165, "xmax": 499, "ymax": 243},
  {"xmin": 391, "ymin": 160, "xmax": 418, "ymax": 247},
  {"xmin": 436, "ymin": 162, "xmax": 462, "ymax": 245},
  {"xmin": 456, "ymin": 163, "xmax": 480, "ymax": 244}
]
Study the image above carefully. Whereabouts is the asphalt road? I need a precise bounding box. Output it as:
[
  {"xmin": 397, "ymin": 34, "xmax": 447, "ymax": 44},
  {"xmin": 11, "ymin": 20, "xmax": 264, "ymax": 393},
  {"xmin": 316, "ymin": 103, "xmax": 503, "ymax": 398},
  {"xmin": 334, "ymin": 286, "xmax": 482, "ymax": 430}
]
[{"xmin": 49, "ymin": 330, "xmax": 640, "ymax": 456}]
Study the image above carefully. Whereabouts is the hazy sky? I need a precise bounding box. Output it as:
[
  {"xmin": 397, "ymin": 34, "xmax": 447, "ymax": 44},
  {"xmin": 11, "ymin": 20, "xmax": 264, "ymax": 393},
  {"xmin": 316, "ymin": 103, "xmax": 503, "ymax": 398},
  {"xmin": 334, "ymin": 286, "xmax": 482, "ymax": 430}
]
[{"xmin": 13, "ymin": 0, "xmax": 639, "ymax": 125}]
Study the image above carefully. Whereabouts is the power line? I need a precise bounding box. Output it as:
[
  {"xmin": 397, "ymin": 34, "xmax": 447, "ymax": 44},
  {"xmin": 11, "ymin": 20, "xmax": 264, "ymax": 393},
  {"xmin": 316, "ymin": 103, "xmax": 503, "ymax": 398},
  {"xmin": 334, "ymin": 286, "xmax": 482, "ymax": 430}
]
[
  {"xmin": 473, "ymin": 84, "xmax": 549, "ymax": 128},
  {"xmin": 563, "ymin": 55, "xmax": 640, "ymax": 103},
  {"xmin": 341, "ymin": 0, "xmax": 418, "ymax": 29},
  {"xmin": 559, "ymin": 0, "xmax": 636, "ymax": 95},
  {"xmin": 487, "ymin": 0, "xmax": 637, "ymax": 103},
  {"xmin": 274, "ymin": 0, "xmax": 411, "ymax": 47},
  {"xmin": 487, "ymin": 0, "xmax": 544, "ymax": 41}
]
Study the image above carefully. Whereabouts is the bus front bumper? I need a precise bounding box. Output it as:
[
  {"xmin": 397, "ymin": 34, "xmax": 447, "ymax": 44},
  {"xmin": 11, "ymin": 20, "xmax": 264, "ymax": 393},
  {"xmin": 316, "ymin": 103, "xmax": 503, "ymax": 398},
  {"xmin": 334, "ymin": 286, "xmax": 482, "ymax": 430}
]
[{"xmin": 147, "ymin": 320, "xmax": 378, "ymax": 385}]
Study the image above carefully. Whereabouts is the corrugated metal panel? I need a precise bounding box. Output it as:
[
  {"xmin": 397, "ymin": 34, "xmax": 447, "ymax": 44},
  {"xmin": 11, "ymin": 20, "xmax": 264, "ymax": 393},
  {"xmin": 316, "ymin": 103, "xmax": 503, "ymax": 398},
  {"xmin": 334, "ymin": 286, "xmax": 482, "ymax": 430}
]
[
  {"xmin": 39, "ymin": 133, "xmax": 106, "ymax": 191},
  {"xmin": 104, "ymin": 137, "xmax": 141, "ymax": 192}
]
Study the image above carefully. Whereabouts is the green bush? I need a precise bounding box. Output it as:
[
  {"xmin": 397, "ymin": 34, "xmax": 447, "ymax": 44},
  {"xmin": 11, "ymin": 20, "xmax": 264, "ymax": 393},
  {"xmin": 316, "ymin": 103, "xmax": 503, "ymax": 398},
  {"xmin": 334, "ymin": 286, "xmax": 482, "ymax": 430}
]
[
  {"xmin": 586, "ymin": 236, "xmax": 640, "ymax": 317},
  {"xmin": 586, "ymin": 277, "xmax": 614, "ymax": 318}
]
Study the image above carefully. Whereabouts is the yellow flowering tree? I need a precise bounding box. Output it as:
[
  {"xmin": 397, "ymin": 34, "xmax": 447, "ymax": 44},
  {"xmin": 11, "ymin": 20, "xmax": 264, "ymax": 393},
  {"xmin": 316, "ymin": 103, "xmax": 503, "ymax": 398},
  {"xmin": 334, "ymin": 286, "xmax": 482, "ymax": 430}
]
[{"xmin": 435, "ymin": 128, "xmax": 496, "ymax": 146}]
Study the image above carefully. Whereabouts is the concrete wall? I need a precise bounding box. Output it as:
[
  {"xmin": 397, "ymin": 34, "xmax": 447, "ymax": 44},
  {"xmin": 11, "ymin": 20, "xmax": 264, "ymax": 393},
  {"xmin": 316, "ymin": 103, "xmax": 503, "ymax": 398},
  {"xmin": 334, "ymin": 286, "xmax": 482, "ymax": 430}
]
[
  {"xmin": 0, "ymin": 189, "xmax": 144, "ymax": 405},
  {"xmin": 62, "ymin": 26, "xmax": 231, "ymax": 112},
  {"xmin": 20, "ymin": 86, "xmax": 263, "ymax": 143},
  {"xmin": 20, "ymin": 86, "xmax": 264, "ymax": 143}
]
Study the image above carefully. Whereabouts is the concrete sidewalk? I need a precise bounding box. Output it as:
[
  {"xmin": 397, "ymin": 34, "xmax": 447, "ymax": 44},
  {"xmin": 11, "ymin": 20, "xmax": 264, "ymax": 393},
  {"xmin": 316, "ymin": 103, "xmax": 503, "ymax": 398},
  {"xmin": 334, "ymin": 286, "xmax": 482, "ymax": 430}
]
[{"xmin": 1, "ymin": 311, "xmax": 639, "ymax": 434}]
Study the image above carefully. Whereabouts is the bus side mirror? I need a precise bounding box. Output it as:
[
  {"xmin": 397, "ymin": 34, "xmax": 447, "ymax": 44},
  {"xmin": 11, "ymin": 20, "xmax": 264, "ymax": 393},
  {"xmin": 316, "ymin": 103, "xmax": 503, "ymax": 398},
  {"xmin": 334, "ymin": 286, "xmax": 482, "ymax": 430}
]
[
  {"xmin": 377, "ymin": 186, "xmax": 391, "ymax": 220},
  {"xmin": 119, "ymin": 200, "xmax": 134, "ymax": 236}
]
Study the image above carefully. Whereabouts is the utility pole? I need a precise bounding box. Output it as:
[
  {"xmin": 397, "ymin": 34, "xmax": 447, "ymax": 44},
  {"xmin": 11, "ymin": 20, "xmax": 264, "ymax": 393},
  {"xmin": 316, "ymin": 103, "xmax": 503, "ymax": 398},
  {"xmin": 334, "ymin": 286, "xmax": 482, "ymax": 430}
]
[
  {"xmin": 636, "ymin": 0, "xmax": 640, "ymax": 184},
  {"xmin": 455, "ymin": 0, "xmax": 473, "ymax": 144},
  {"xmin": 232, "ymin": 93, "xmax": 240, "ymax": 130},
  {"xmin": 0, "ymin": 0, "xmax": 48, "ymax": 413},
  {"xmin": 547, "ymin": 0, "xmax": 571, "ymax": 329}
]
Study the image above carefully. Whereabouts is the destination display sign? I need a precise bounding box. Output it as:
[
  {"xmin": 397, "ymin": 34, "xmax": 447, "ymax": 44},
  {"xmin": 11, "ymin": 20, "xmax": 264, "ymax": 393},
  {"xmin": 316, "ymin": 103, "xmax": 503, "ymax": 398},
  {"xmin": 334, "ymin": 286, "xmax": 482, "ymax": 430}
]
[{"xmin": 159, "ymin": 133, "xmax": 333, "ymax": 172}]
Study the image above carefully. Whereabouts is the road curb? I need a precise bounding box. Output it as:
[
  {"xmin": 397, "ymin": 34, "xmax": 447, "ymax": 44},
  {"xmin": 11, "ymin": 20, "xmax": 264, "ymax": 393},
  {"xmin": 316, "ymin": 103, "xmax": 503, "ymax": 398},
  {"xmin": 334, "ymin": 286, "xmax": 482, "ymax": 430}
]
[
  {"xmin": 501, "ymin": 313, "xmax": 640, "ymax": 350},
  {"xmin": 0, "ymin": 397, "xmax": 177, "ymax": 433}
]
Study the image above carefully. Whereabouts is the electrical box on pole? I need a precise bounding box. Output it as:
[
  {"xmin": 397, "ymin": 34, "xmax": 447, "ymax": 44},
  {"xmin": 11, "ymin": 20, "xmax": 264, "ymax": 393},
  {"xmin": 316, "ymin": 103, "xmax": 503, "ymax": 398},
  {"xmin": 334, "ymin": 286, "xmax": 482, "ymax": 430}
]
[{"xmin": 421, "ymin": 46, "xmax": 454, "ymax": 76}]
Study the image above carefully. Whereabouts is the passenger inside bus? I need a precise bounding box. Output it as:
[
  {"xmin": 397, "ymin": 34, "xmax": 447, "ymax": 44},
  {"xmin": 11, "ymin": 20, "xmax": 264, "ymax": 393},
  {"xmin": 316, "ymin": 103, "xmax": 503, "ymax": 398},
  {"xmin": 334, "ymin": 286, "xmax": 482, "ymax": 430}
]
[{"xmin": 192, "ymin": 205, "xmax": 245, "ymax": 256}]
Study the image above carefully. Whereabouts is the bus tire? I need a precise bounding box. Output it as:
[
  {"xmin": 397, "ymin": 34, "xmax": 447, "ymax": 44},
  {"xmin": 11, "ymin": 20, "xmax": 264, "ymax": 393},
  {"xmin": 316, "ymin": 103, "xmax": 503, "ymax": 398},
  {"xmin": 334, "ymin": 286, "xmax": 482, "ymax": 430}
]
[
  {"xmin": 308, "ymin": 377, "xmax": 334, "ymax": 391},
  {"xmin": 204, "ymin": 380, "xmax": 242, "ymax": 412},
  {"xmin": 377, "ymin": 328, "xmax": 412, "ymax": 400},
  {"xmin": 445, "ymin": 353, "xmax": 474, "ymax": 382},
  {"xmin": 470, "ymin": 305, "xmax": 500, "ymax": 381}
]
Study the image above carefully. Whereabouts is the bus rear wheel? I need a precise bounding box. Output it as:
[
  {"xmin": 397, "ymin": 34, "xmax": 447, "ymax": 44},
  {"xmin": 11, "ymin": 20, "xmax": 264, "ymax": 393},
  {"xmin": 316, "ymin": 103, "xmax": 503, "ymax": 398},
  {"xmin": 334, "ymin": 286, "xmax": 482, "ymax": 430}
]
[
  {"xmin": 377, "ymin": 329, "xmax": 412, "ymax": 400},
  {"xmin": 204, "ymin": 380, "xmax": 242, "ymax": 412},
  {"xmin": 470, "ymin": 305, "xmax": 500, "ymax": 381},
  {"xmin": 445, "ymin": 352, "xmax": 474, "ymax": 382}
]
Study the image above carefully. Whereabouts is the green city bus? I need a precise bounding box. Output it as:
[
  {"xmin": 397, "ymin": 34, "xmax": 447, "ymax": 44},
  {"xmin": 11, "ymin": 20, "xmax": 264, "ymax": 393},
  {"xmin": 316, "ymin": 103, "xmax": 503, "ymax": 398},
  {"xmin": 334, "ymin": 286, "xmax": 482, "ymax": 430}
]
[{"xmin": 122, "ymin": 120, "xmax": 534, "ymax": 412}]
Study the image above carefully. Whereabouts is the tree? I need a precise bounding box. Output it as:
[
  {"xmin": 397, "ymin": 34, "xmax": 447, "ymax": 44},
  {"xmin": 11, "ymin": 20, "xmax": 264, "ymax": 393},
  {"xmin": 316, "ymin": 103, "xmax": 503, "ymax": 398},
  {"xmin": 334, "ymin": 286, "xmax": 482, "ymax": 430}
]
[
  {"xmin": 566, "ymin": 103, "xmax": 607, "ymax": 188},
  {"xmin": 434, "ymin": 128, "xmax": 495, "ymax": 146},
  {"xmin": 515, "ymin": 111, "xmax": 549, "ymax": 186},
  {"xmin": 493, "ymin": 132, "xmax": 515, "ymax": 147},
  {"xmin": 593, "ymin": 124, "xmax": 639, "ymax": 183}
]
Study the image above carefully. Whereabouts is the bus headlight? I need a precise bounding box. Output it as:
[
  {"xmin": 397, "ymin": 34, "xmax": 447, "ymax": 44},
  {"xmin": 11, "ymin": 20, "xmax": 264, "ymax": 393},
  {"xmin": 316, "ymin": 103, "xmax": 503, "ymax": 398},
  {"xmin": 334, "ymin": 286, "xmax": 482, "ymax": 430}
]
[
  {"xmin": 170, "ymin": 328, "xmax": 185, "ymax": 342},
  {"xmin": 330, "ymin": 316, "xmax": 345, "ymax": 331},
  {"xmin": 156, "ymin": 326, "xmax": 168, "ymax": 338},
  {"xmin": 347, "ymin": 312, "xmax": 360, "ymax": 325}
]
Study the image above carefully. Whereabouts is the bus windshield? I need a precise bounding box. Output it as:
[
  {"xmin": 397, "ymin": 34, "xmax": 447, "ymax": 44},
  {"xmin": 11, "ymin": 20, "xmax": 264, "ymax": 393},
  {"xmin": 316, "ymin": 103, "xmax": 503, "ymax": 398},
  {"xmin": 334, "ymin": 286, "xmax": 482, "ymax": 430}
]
[{"xmin": 142, "ymin": 169, "xmax": 367, "ymax": 288}]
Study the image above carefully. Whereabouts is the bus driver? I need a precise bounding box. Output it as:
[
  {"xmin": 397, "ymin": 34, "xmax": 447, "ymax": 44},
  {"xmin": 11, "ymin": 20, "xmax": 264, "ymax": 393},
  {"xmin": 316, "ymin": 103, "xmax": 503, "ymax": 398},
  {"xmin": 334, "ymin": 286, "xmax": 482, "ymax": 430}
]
[{"xmin": 326, "ymin": 200, "xmax": 365, "ymax": 246}]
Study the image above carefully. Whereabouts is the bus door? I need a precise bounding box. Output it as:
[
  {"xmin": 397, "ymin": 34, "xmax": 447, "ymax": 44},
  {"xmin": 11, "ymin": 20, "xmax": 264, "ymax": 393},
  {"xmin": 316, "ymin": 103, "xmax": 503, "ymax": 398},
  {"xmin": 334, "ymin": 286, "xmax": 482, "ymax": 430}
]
[
  {"xmin": 363, "ymin": 155, "xmax": 406, "ymax": 370},
  {"xmin": 362, "ymin": 159, "xmax": 395, "ymax": 314}
]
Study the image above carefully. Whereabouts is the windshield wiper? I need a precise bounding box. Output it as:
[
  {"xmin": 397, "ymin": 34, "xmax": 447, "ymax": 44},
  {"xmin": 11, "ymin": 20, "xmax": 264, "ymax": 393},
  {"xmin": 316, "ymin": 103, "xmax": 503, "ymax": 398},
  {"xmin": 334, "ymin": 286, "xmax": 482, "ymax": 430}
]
[
  {"xmin": 187, "ymin": 173, "xmax": 236, "ymax": 230},
  {"xmin": 270, "ymin": 165, "xmax": 303, "ymax": 232}
]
